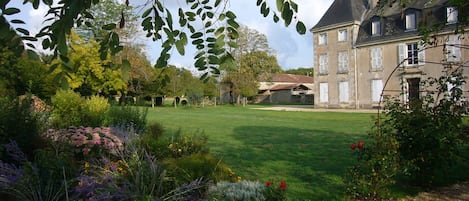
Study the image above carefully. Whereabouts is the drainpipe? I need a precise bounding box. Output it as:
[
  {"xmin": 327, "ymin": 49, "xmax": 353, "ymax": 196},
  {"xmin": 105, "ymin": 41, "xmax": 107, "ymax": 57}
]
[{"xmin": 353, "ymin": 25, "xmax": 359, "ymax": 109}]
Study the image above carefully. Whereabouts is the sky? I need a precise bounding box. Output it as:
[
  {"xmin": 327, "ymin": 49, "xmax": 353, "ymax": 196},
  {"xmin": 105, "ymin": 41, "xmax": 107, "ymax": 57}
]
[{"xmin": 6, "ymin": 0, "xmax": 334, "ymax": 71}]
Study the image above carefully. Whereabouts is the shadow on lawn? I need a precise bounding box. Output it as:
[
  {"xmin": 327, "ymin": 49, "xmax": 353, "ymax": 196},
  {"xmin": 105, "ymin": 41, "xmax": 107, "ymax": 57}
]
[{"xmin": 222, "ymin": 125, "xmax": 363, "ymax": 200}]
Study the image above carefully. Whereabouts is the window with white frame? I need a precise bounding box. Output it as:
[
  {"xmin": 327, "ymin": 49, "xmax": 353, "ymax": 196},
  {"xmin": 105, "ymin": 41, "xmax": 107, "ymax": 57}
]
[
  {"xmin": 371, "ymin": 79, "xmax": 383, "ymax": 102},
  {"xmin": 371, "ymin": 47, "xmax": 383, "ymax": 70},
  {"xmin": 446, "ymin": 35, "xmax": 461, "ymax": 62},
  {"xmin": 338, "ymin": 29, "xmax": 347, "ymax": 41},
  {"xmin": 371, "ymin": 20, "xmax": 381, "ymax": 36},
  {"xmin": 319, "ymin": 54, "xmax": 328, "ymax": 74},
  {"xmin": 319, "ymin": 83, "xmax": 329, "ymax": 103},
  {"xmin": 318, "ymin": 33, "xmax": 327, "ymax": 45},
  {"xmin": 447, "ymin": 7, "xmax": 458, "ymax": 24},
  {"xmin": 339, "ymin": 81, "xmax": 349, "ymax": 103},
  {"xmin": 338, "ymin": 51, "xmax": 348, "ymax": 73},
  {"xmin": 405, "ymin": 13, "xmax": 417, "ymax": 30},
  {"xmin": 398, "ymin": 42, "xmax": 425, "ymax": 66}
]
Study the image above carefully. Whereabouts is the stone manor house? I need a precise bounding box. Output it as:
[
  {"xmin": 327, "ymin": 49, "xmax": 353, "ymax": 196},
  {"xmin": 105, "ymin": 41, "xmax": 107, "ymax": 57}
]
[{"xmin": 311, "ymin": 0, "xmax": 468, "ymax": 109}]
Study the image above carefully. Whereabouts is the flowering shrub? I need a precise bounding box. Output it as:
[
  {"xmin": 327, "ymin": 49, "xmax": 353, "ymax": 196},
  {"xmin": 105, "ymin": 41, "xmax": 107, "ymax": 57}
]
[
  {"xmin": 264, "ymin": 180, "xmax": 287, "ymax": 201},
  {"xmin": 43, "ymin": 126, "xmax": 124, "ymax": 156}
]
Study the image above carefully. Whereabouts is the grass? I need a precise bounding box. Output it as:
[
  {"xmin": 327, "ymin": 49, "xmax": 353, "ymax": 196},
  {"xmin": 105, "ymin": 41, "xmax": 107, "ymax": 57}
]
[{"xmin": 146, "ymin": 105, "xmax": 376, "ymax": 200}]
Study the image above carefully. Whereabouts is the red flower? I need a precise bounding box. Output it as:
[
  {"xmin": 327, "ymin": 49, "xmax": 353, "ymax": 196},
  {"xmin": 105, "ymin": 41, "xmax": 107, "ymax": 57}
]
[
  {"xmin": 279, "ymin": 180, "xmax": 287, "ymax": 190},
  {"xmin": 357, "ymin": 141, "xmax": 364, "ymax": 149},
  {"xmin": 350, "ymin": 143, "xmax": 356, "ymax": 150},
  {"xmin": 266, "ymin": 181, "xmax": 272, "ymax": 187}
]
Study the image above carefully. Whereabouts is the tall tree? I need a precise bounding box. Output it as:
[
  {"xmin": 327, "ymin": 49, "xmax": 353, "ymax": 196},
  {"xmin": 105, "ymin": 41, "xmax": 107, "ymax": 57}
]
[
  {"xmin": 51, "ymin": 31, "xmax": 127, "ymax": 96},
  {"xmin": 231, "ymin": 25, "xmax": 273, "ymax": 60}
]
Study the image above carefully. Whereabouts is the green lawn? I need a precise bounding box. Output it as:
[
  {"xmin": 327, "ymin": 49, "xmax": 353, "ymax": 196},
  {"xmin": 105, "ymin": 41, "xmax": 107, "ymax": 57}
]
[{"xmin": 146, "ymin": 105, "xmax": 377, "ymax": 200}]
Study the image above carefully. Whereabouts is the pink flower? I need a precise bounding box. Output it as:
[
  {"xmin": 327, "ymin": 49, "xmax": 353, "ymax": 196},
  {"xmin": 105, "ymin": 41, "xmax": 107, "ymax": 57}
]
[{"xmin": 82, "ymin": 147, "xmax": 90, "ymax": 155}]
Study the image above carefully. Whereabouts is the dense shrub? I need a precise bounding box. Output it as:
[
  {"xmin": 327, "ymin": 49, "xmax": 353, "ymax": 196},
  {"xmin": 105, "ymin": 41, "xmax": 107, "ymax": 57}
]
[
  {"xmin": 106, "ymin": 105, "xmax": 147, "ymax": 134},
  {"xmin": 163, "ymin": 153, "xmax": 235, "ymax": 191},
  {"xmin": 208, "ymin": 180, "xmax": 266, "ymax": 201},
  {"xmin": 82, "ymin": 95, "xmax": 110, "ymax": 127},
  {"xmin": 346, "ymin": 66, "xmax": 468, "ymax": 200},
  {"xmin": 0, "ymin": 95, "xmax": 42, "ymax": 158},
  {"xmin": 145, "ymin": 121, "xmax": 165, "ymax": 139},
  {"xmin": 51, "ymin": 90, "xmax": 84, "ymax": 128}
]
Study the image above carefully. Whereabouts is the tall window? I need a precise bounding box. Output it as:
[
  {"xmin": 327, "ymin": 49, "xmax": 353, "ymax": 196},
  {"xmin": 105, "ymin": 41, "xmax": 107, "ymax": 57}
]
[
  {"xmin": 398, "ymin": 42, "xmax": 425, "ymax": 66},
  {"xmin": 338, "ymin": 29, "xmax": 347, "ymax": 41},
  {"xmin": 339, "ymin": 81, "xmax": 349, "ymax": 103},
  {"xmin": 319, "ymin": 83, "xmax": 329, "ymax": 103},
  {"xmin": 371, "ymin": 47, "xmax": 383, "ymax": 70},
  {"xmin": 407, "ymin": 43, "xmax": 419, "ymax": 65},
  {"xmin": 371, "ymin": 79, "xmax": 383, "ymax": 102},
  {"xmin": 447, "ymin": 7, "xmax": 458, "ymax": 24},
  {"xmin": 319, "ymin": 54, "xmax": 328, "ymax": 74},
  {"xmin": 405, "ymin": 13, "xmax": 416, "ymax": 30},
  {"xmin": 338, "ymin": 51, "xmax": 348, "ymax": 73},
  {"xmin": 446, "ymin": 35, "xmax": 461, "ymax": 62},
  {"xmin": 318, "ymin": 33, "xmax": 327, "ymax": 45},
  {"xmin": 371, "ymin": 20, "xmax": 381, "ymax": 36}
]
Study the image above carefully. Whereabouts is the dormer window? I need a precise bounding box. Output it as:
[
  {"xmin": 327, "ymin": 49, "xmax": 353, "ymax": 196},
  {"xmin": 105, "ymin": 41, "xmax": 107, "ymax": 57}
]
[
  {"xmin": 405, "ymin": 13, "xmax": 417, "ymax": 30},
  {"xmin": 447, "ymin": 7, "xmax": 458, "ymax": 24},
  {"xmin": 319, "ymin": 33, "xmax": 327, "ymax": 45},
  {"xmin": 371, "ymin": 20, "xmax": 381, "ymax": 36}
]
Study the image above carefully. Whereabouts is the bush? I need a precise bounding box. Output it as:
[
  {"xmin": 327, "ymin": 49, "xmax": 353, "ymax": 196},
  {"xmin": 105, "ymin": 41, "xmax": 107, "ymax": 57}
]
[
  {"xmin": 51, "ymin": 90, "xmax": 84, "ymax": 129},
  {"xmin": 208, "ymin": 180, "xmax": 266, "ymax": 201},
  {"xmin": 163, "ymin": 153, "xmax": 236, "ymax": 188},
  {"xmin": 0, "ymin": 95, "xmax": 42, "ymax": 158},
  {"xmin": 82, "ymin": 95, "xmax": 110, "ymax": 127},
  {"xmin": 145, "ymin": 121, "xmax": 164, "ymax": 139},
  {"xmin": 105, "ymin": 106, "xmax": 147, "ymax": 134}
]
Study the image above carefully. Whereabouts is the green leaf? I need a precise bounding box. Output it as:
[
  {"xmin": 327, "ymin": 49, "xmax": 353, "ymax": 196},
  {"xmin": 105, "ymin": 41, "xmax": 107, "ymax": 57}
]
[
  {"xmin": 256, "ymin": 0, "xmax": 262, "ymax": 6},
  {"xmin": 204, "ymin": 21, "xmax": 212, "ymax": 28},
  {"xmin": 200, "ymin": 72, "xmax": 209, "ymax": 80},
  {"xmin": 206, "ymin": 11, "xmax": 214, "ymax": 19},
  {"xmin": 273, "ymin": 14, "xmax": 280, "ymax": 23},
  {"xmin": 192, "ymin": 38, "xmax": 204, "ymax": 45},
  {"xmin": 290, "ymin": 1, "xmax": 298, "ymax": 12},
  {"xmin": 11, "ymin": 19, "xmax": 25, "ymax": 24},
  {"xmin": 215, "ymin": 27, "xmax": 225, "ymax": 36},
  {"xmin": 296, "ymin": 21, "xmax": 306, "ymax": 34},
  {"xmin": 22, "ymin": 36, "xmax": 38, "ymax": 41},
  {"xmin": 227, "ymin": 19, "xmax": 239, "ymax": 29},
  {"xmin": 227, "ymin": 41, "xmax": 238, "ymax": 48},
  {"xmin": 191, "ymin": 32, "xmax": 203, "ymax": 39},
  {"xmin": 42, "ymin": 38, "xmax": 50, "ymax": 49},
  {"xmin": 142, "ymin": 7, "xmax": 152, "ymax": 18},
  {"xmin": 102, "ymin": 23, "xmax": 116, "ymax": 30},
  {"xmin": 276, "ymin": 0, "xmax": 284, "ymax": 12},
  {"xmin": 191, "ymin": 2, "xmax": 199, "ymax": 9},
  {"xmin": 175, "ymin": 40, "xmax": 185, "ymax": 55},
  {"xmin": 226, "ymin": 11, "xmax": 236, "ymax": 19},
  {"xmin": 166, "ymin": 9, "xmax": 173, "ymax": 29},
  {"xmin": 180, "ymin": 32, "xmax": 188, "ymax": 45},
  {"xmin": 3, "ymin": 7, "xmax": 20, "ymax": 15},
  {"xmin": 16, "ymin": 28, "xmax": 30, "ymax": 35},
  {"xmin": 214, "ymin": 0, "xmax": 222, "ymax": 7}
]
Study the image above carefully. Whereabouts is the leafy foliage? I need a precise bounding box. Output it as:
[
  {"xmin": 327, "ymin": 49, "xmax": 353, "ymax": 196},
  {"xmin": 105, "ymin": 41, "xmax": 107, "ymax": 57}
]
[
  {"xmin": 105, "ymin": 105, "xmax": 148, "ymax": 135},
  {"xmin": 50, "ymin": 90, "xmax": 84, "ymax": 129},
  {"xmin": 1, "ymin": 0, "xmax": 305, "ymax": 80}
]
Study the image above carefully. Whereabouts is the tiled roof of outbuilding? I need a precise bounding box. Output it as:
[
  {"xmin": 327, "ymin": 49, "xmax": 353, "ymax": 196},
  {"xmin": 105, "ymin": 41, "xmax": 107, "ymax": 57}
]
[{"xmin": 259, "ymin": 73, "xmax": 314, "ymax": 83}]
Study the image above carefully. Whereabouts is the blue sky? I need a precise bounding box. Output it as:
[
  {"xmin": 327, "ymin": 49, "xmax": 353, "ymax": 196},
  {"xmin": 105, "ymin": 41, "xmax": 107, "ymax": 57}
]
[{"xmin": 6, "ymin": 0, "xmax": 334, "ymax": 71}]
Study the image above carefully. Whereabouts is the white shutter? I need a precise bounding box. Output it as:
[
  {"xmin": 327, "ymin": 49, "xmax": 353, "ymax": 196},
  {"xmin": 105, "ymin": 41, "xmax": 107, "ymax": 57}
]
[
  {"xmin": 398, "ymin": 44, "xmax": 407, "ymax": 67},
  {"xmin": 371, "ymin": 80, "xmax": 383, "ymax": 102},
  {"xmin": 319, "ymin": 83, "xmax": 329, "ymax": 103},
  {"xmin": 448, "ymin": 35, "xmax": 461, "ymax": 62},
  {"xmin": 371, "ymin": 47, "xmax": 383, "ymax": 69},
  {"xmin": 418, "ymin": 41, "xmax": 426, "ymax": 65},
  {"xmin": 339, "ymin": 81, "xmax": 349, "ymax": 102}
]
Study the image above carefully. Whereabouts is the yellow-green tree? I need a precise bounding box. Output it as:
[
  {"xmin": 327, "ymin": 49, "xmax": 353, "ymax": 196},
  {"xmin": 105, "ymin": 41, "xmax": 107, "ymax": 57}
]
[{"xmin": 52, "ymin": 32, "xmax": 127, "ymax": 96}]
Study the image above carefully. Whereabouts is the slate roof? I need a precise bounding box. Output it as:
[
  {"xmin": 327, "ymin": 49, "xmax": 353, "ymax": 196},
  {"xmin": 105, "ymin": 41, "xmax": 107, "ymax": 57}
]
[
  {"xmin": 356, "ymin": 0, "xmax": 454, "ymax": 46},
  {"xmin": 311, "ymin": 0, "xmax": 369, "ymax": 31},
  {"xmin": 259, "ymin": 73, "xmax": 314, "ymax": 83}
]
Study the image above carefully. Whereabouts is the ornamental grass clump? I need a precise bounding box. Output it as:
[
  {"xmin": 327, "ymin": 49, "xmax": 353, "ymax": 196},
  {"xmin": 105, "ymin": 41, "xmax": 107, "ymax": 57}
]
[{"xmin": 208, "ymin": 180, "xmax": 266, "ymax": 201}]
